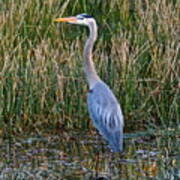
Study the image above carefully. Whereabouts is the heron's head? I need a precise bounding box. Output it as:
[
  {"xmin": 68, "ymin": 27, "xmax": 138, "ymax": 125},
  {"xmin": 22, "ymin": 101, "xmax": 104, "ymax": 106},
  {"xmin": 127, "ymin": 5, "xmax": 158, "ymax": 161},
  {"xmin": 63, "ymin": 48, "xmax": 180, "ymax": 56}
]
[{"xmin": 54, "ymin": 13, "xmax": 95, "ymax": 27}]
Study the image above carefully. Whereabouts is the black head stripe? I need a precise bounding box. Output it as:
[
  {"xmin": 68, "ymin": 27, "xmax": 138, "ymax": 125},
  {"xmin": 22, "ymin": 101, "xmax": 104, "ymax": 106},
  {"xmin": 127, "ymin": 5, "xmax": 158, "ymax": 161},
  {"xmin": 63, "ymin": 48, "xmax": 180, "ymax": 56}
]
[
  {"xmin": 82, "ymin": 14, "xmax": 92, "ymax": 18},
  {"xmin": 77, "ymin": 13, "xmax": 92, "ymax": 19}
]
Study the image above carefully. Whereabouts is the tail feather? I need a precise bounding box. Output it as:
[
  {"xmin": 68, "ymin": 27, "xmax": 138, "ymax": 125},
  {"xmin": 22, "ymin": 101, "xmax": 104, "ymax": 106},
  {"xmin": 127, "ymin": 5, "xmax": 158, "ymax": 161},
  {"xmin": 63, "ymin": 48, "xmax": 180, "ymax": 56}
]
[
  {"xmin": 110, "ymin": 130, "xmax": 123, "ymax": 152},
  {"xmin": 102, "ymin": 128, "xmax": 123, "ymax": 152}
]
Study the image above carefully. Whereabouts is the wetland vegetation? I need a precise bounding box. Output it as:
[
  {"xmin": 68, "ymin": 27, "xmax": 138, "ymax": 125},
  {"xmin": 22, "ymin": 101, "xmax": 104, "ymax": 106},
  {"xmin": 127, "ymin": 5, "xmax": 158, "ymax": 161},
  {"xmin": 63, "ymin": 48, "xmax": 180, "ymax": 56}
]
[{"xmin": 0, "ymin": 0, "xmax": 179, "ymax": 179}]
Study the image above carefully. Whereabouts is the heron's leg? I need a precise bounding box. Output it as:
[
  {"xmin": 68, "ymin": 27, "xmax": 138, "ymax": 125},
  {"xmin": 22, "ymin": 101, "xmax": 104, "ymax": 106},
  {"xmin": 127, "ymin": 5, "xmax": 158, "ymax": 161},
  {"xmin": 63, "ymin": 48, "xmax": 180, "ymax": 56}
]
[
  {"xmin": 109, "ymin": 152, "xmax": 123, "ymax": 179},
  {"xmin": 108, "ymin": 151, "xmax": 113, "ymax": 180},
  {"xmin": 94, "ymin": 133, "xmax": 101, "ymax": 178},
  {"xmin": 95, "ymin": 150, "xmax": 100, "ymax": 177}
]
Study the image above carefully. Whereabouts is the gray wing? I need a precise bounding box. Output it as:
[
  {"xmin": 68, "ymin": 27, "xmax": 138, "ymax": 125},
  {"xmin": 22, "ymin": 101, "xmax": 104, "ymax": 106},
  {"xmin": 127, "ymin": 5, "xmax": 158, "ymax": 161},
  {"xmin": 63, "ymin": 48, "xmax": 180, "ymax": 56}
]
[{"xmin": 87, "ymin": 81, "xmax": 124, "ymax": 152}]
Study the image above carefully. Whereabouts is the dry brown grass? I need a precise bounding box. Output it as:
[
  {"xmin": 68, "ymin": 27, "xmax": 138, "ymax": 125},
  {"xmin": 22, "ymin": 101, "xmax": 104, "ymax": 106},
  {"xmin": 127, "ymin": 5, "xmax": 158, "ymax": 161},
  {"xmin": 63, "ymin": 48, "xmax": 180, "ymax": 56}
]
[{"xmin": 0, "ymin": 0, "xmax": 179, "ymax": 135}]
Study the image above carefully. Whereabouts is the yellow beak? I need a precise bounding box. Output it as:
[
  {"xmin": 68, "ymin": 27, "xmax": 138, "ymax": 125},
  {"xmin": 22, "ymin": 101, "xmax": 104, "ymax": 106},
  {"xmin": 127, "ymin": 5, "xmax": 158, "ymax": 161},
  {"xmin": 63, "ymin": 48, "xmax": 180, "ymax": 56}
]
[{"xmin": 54, "ymin": 17, "xmax": 77, "ymax": 23}]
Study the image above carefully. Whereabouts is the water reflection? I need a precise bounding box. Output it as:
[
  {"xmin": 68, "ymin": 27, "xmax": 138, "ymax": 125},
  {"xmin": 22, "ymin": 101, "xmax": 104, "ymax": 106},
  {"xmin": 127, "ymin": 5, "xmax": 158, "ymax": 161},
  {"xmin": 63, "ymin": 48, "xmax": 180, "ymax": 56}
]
[{"xmin": 0, "ymin": 130, "xmax": 179, "ymax": 179}]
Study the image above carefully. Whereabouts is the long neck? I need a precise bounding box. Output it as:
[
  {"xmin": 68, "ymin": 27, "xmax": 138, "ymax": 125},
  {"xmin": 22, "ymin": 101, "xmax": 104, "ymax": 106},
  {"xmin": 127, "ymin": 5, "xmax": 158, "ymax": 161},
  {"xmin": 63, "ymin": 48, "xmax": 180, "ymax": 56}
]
[{"xmin": 83, "ymin": 20, "xmax": 101, "ymax": 89}]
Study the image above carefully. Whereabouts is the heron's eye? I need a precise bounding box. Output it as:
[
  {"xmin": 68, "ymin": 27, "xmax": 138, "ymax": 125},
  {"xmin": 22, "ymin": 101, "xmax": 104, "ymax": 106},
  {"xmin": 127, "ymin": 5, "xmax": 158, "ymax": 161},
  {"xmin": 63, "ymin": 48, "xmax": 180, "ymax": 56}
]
[{"xmin": 78, "ymin": 17, "xmax": 84, "ymax": 20}]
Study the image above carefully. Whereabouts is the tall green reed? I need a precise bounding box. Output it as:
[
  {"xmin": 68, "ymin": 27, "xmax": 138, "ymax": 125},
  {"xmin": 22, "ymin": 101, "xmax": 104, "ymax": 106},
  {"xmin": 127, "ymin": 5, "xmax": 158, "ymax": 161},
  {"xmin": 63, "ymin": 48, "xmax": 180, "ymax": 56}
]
[{"xmin": 0, "ymin": 0, "xmax": 179, "ymax": 134}]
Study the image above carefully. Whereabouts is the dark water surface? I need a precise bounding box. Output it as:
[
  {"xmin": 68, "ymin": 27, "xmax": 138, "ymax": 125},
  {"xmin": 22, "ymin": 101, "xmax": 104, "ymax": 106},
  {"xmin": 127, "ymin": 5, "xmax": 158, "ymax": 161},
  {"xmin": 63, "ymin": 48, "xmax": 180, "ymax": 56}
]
[{"xmin": 0, "ymin": 129, "xmax": 179, "ymax": 179}]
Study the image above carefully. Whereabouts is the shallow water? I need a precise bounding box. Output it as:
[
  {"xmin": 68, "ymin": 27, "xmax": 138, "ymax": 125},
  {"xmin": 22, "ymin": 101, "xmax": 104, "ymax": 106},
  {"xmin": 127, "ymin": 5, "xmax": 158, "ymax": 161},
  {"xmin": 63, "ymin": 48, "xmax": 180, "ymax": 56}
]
[{"xmin": 0, "ymin": 129, "xmax": 179, "ymax": 179}]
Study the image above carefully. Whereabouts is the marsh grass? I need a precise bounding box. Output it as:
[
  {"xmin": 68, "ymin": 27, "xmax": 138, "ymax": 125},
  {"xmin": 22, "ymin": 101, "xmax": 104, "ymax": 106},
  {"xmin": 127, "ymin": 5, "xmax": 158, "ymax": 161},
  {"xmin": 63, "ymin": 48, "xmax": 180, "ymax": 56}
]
[{"xmin": 0, "ymin": 0, "xmax": 179, "ymax": 135}]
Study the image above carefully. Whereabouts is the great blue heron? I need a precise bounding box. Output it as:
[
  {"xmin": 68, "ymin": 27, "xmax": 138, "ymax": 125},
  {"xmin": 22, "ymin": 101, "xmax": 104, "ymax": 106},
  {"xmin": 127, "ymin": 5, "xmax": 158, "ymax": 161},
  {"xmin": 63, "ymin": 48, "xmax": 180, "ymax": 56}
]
[{"xmin": 54, "ymin": 13, "xmax": 124, "ymax": 152}]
